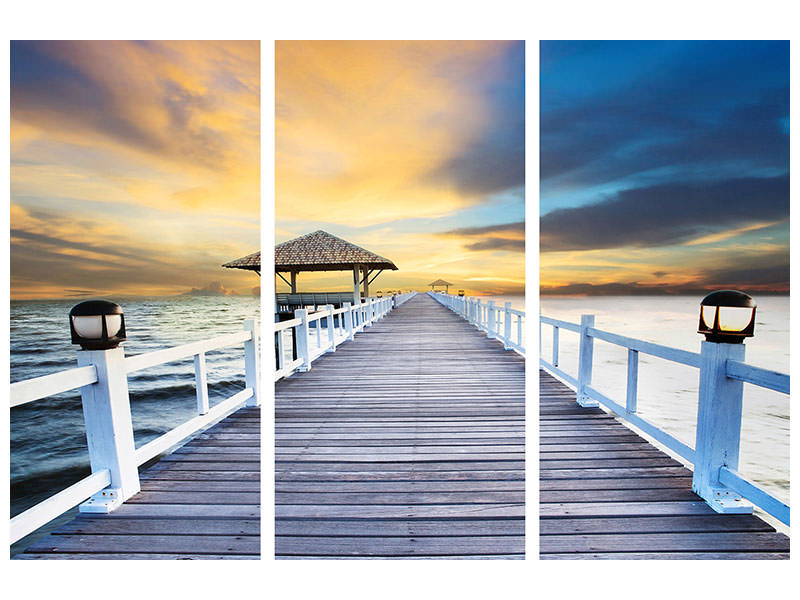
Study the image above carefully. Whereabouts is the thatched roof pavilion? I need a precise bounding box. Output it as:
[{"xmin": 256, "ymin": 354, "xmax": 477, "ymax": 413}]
[
  {"xmin": 222, "ymin": 251, "xmax": 261, "ymax": 275},
  {"xmin": 428, "ymin": 278, "xmax": 453, "ymax": 293},
  {"xmin": 275, "ymin": 230, "xmax": 398, "ymax": 302}
]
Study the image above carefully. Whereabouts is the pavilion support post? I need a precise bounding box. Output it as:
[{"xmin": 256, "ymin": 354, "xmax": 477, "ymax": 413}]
[
  {"xmin": 290, "ymin": 272, "xmax": 297, "ymax": 294},
  {"xmin": 352, "ymin": 265, "xmax": 361, "ymax": 305},
  {"xmin": 363, "ymin": 266, "xmax": 370, "ymax": 299}
]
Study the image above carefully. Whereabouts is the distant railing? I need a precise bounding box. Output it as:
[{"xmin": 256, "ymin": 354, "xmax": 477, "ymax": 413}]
[
  {"xmin": 539, "ymin": 313, "xmax": 789, "ymax": 526},
  {"xmin": 9, "ymin": 319, "xmax": 260, "ymax": 545},
  {"xmin": 428, "ymin": 292, "xmax": 525, "ymax": 356},
  {"xmin": 273, "ymin": 292, "xmax": 417, "ymax": 381}
]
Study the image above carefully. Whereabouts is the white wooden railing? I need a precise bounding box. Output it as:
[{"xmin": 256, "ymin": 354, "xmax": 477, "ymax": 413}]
[
  {"xmin": 540, "ymin": 313, "xmax": 789, "ymax": 526},
  {"xmin": 9, "ymin": 319, "xmax": 260, "ymax": 545},
  {"xmin": 273, "ymin": 292, "xmax": 417, "ymax": 381},
  {"xmin": 428, "ymin": 292, "xmax": 525, "ymax": 356}
]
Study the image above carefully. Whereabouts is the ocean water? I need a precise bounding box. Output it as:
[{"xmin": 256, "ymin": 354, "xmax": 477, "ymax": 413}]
[
  {"xmin": 540, "ymin": 295, "xmax": 789, "ymax": 518},
  {"xmin": 10, "ymin": 295, "xmax": 260, "ymax": 526}
]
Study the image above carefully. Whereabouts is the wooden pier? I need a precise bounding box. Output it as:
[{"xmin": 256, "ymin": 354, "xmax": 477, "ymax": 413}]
[
  {"xmin": 15, "ymin": 406, "xmax": 260, "ymax": 560},
  {"xmin": 276, "ymin": 293, "xmax": 525, "ymax": 559},
  {"xmin": 540, "ymin": 370, "xmax": 789, "ymax": 559}
]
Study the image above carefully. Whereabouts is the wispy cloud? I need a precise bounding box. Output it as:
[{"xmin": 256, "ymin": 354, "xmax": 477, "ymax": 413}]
[
  {"xmin": 275, "ymin": 41, "xmax": 525, "ymax": 295},
  {"xmin": 10, "ymin": 41, "xmax": 260, "ymax": 299}
]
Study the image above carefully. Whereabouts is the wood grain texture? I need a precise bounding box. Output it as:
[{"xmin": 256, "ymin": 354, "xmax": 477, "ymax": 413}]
[
  {"xmin": 15, "ymin": 406, "xmax": 260, "ymax": 560},
  {"xmin": 276, "ymin": 294, "xmax": 525, "ymax": 559},
  {"xmin": 539, "ymin": 370, "xmax": 788, "ymax": 559}
]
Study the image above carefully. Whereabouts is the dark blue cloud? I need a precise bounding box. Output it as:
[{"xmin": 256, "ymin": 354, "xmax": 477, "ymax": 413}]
[
  {"xmin": 541, "ymin": 175, "xmax": 789, "ymax": 252},
  {"xmin": 540, "ymin": 41, "xmax": 789, "ymax": 193},
  {"xmin": 429, "ymin": 41, "xmax": 525, "ymax": 196}
]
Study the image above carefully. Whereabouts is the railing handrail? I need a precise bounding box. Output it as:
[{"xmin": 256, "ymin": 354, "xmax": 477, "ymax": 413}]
[
  {"xmin": 428, "ymin": 291, "xmax": 525, "ymax": 357},
  {"xmin": 10, "ymin": 318, "xmax": 260, "ymax": 545},
  {"xmin": 10, "ymin": 330, "xmax": 253, "ymax": 408},
  {"xmin": 539, "ymin": 312, "xmax": 789, "ymax": 526},
  {"xmin": 10, "ymin": 365, "xmax": 99, "ymax": 408},
  {"xmin": 272, "ymin": 292, "xmax": 417, "ymax": 382},
  {"xmin": 540, "ymin": 314, "xmax": 786, "ymax": 392}
]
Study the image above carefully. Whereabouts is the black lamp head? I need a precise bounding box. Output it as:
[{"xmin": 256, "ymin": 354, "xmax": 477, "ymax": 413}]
[
  {"xmin": 69, "ymin": 300, "xmax": 127, "ymax": 350},
  {"xmin": 698, "ymin": 290, "xmax": 756, "ymax": 344}
]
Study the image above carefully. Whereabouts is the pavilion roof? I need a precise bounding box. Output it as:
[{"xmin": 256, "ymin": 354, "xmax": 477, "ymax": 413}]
[
  {"xmin": 222, "ymin": 251, "xmax": 261, "ymax": 272},
  {"xmin": 275, "ymin": 230, "xmax": 398, "ymax": 273},
  {"xmin": 429, "ymin": 279, "xmax": 453, "ymax": 286}
]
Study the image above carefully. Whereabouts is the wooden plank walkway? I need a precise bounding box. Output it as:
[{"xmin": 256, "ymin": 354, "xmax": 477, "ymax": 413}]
[
  {"xmin": 275, "ymin": 293, "xmax": 525, "ymax": 559},
  {"xmin": 15, "ymin": 406, "xmax": 260, "ymax": 560},
  {"xmin": 540, "ymin": 370, "xmax": 789, "ymax": 559}
]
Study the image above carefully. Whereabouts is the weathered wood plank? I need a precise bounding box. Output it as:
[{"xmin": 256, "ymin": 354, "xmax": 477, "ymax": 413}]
[
  {"xmin": 275, "ymin": 294, "xmax": 525, "ymax": 558},
  {"xmin": 539, "ymin": 370, "xmax": 789, "ymax": 560},
  {"xmin": 16, "ymin": 406, "xmax": 261, "ymax": 560},
  {"xmin": 275, "ymin": 536, "xmax": 523, "ymax": 557}
]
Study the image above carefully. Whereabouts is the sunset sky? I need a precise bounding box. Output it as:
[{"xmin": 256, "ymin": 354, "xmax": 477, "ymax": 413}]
[
  {"xmin": 275, "ymin": 40, "xmax": 524, "ymax": 296},
  {"xmin": 10, "ymin": 40, "xmax": 260, "ymax": 299},
  {"xmin": 540, "ymin": 40, "xmax": 789, "ymax": 295}
]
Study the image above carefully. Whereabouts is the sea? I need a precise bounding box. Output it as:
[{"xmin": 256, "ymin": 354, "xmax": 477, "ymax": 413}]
[
  {"xmin": 540, "ymin": 295, "xmax": 789, "ymax": 529},
  {"xmin": 10, "ymin": 295, "xmax": 260, "ymax": 552}
]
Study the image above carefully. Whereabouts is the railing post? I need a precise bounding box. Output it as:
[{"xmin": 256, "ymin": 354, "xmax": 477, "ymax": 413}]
[
  {"xmin": 344, "ymin": 302, "xmax": 354, "ymax": 341},
  {"xmin": 576, "ymin": 314, "xmax": 598, "ymax": 407},
  {"xmin": 487, "ymin": 301, "xmax": 496, "ymax": 338},
  {"xmin": 326, "ymin": 304, "xmax": 336, "ymax": 352},
  {"xmin": 626, "ymin": 349, "xmax": 638, "ymax": 414},
  {"xmin": 77, "ymin": 347, "xmax": 140, "ymax": 513},
  {"xmin": 503, "ymin": 302, "xmax": 512, "ymax": 349},
  {"xmin": 295, "ymin": 308, "xmax": 312, "ymax": 371},
  {"xmin": 194, "ymin": 352, "xmax": 210, "ymax": 415},
  {"xmin": 692, "ymin": 340, "xmax": 752, "ymax": 514},
  {"xmin": 552, "ymin": 326, "xmax": 559, "ymax": 367},
  {"xmin": 244, "ymin": 319, "xmax": 260, "ymax": 407},
  {"xmin": 476, "ymin": 299, "xmax": 482, "ymax": 329}
]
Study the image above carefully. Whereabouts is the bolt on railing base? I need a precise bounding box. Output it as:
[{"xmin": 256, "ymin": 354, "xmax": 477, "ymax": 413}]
[
  {"xmin": 695, "ymin": 487, "xmax": 754, "ymax": 515},
  {"xmin": 79, "ymin": 487, "xmax": 124, "ymax": 514}
]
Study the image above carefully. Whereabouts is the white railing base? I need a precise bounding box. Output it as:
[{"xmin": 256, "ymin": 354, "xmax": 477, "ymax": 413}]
[
  {"xmin": 576, "ymin": 395, "xmax": 599, "ymax": 408},
  {"xmin": 702, "ymin": 488, "xmax": 754, "ymax": 515},
  {"xmin": 79, "ymin": 487, "xmax": 124, "ymax": 514}
]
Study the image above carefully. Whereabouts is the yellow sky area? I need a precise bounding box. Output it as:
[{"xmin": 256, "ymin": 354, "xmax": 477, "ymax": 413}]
[
  {"xmin": 276, "ymin": 41, "xmax": 513, "ymax": 225},
  {"xmin": 10, "ymin": 203, "xmax": 259, "ymax": 300},
  {"xmin": 11, "ymin": 41, "xmax": 259, "ymax": 216},
  {"xmin": 11, "ymin": 41, "xmax": 260, "ymax": 299},
  {"xmin": 540, "ymin": 240, "xmax": 786, "ymax": 292},
  {"xmin": 275, "ymin": 228, "xmax": 524, "ymax": 296}
]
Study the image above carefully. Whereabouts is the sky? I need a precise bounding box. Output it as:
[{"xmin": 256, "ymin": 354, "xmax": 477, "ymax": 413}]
[
  {"xmin": 275, "ymin": 40, "xmax": 525, "ymax": 296},
  {"xmin": 10, "ymin": 40, "xmax": 260, "ymax": 300},
  {"xmin": 540, "ymin": 40, "xmax": 789, "ymax": 295}
]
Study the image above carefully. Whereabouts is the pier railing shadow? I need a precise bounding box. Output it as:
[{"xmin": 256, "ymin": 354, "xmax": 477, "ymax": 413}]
[
  {"xmin": 273, "ymin": 292, "xmax": 417, "ymax": 381},
  {"xmin": 9, "ymin": 319, "xmax": 260, "ymax": 545},
  {"xmin": 539, "ymin": 313, "xmax": 789, "ymax": 527},
  {"xmin": 427, "ymin": 291, "xmax": 525, "ymax": 356}
]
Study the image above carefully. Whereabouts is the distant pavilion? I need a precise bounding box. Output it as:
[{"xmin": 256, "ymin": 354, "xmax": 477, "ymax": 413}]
[
  {"xmin": 429, "ymin": 278, "xmax": 453, "ymax": 293},
  {"xmin": 275, "ymin": 230, "xmax": 398, "ymax": 305}
]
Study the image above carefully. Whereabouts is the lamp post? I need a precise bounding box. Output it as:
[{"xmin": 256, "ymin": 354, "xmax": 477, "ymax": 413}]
[
  {"xmin": 69, "ymin": 300, "xmax": 127, "ymax": 350},
  {"xmin": 70, "ymin": 300, "xmax": 139, "ymax": 513},
  {"xmin": 698, "ymin": 290, "xmax": 756, "ymax": 343},
  {"xmin": 693, "ymin": 290, "xmax": 756, "ymax": 514}
]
